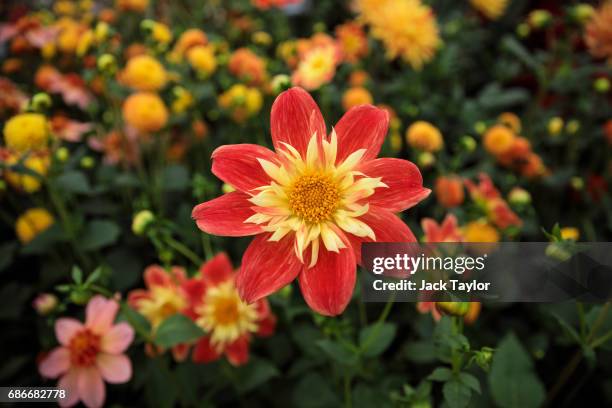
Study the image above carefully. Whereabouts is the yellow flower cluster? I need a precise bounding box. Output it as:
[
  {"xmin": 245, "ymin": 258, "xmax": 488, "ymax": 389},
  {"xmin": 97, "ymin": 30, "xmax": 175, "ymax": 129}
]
[
  {"xmin": 15, "ymin": 208, "xmax": 55, "ymax": 243},
  {"xmin": 358, "ymin": 0, "xmax": 441, "ymax": 70},
  {"xmin": 218, "ymin": 85, "xmax": 263, "ymax": 123}
]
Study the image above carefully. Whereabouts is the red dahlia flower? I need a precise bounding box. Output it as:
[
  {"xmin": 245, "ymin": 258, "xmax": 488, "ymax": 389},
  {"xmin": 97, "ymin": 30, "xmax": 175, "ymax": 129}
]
[
  {"xmin": 183, "ymin": 253, "xmax": 276, "ymax": 366},
  {"xmin": 192, "ymin": 87, "xmax": 430, "ymax": 316}
]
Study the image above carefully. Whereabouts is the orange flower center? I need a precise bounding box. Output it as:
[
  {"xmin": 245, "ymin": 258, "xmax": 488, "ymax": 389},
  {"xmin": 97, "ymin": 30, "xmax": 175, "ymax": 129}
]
[
  {"xmin": 69, "ymin": 329, "xmax": 101, "ymax": 367},
  {"xmin": 288, "ymin": 173, "xmax": 340, "ymax": 223},
  {"xmin": 211, "ymin": 295, "xmax": 241, "ymax": 326}
]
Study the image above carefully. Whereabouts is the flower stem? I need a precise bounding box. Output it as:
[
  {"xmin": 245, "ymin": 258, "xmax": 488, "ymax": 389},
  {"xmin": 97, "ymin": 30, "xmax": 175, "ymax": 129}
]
[{"xmin": 165, "ymin": 235, "xmax": 203, "ymax": 266}]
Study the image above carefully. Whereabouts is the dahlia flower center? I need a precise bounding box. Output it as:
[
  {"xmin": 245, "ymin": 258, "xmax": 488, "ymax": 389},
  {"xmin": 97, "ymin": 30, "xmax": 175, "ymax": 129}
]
[
  {"xmin": 196, "ymin": 281, "xmax": 259, "ymax": 347},
  {"xmin": 69, "ymin": 329, "xmax": 101, "ymax": 367},
  {"xmin": 288, "ymin": 173, "xmax": 340, "ymax": 223}
]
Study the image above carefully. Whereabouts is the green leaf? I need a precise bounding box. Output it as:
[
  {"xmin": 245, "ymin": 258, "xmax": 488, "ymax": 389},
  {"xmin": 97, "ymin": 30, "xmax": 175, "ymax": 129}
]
[
  {"xmin": 80, "ymin": 220, "xmax": 120, "ymax": 251},
  {"xmin": 55, "ymin": 171, "xmax": 91, "ymax": 194},
  {"xmin": 21, "ymin": 223, "xmax": 65, "ymax": 255},
  {"xmin": 293, "ymin": 372, "xmax": 340, "ymax": 408},
  {"xmin": 443, "ymin": 379, "xmax": 472, "ymax": 408},
  {"xmin": 551, "ymin": 312, "xmax": 582, "ymax": 345},
  {"xmin": 359, "ymin": 322, "xmax": 396, "ymax": 357},
  {"xmin": 316, "ymin": 339, "xmax": 358, "ymax": 366},
  {"xmin": 459, "ymin": 372, "xmax": 481, "ymax": 394},
  {"xmin": 118, "ymin": 304, "xmax": 151, "ymax": 336},
  {"xmin": 71, "ymin": 266, "xmax": 83, "ymax": 284},
  {"xmin": 489, "ymin": 333, "xmax": 545, "ymax": 408},
  {"xmin": 154, "ymin": 314, "xmax": 205, "ymax": 348},
  {"xmin": 234, "ymin": 358, "xmax": 280, "ymax": 394},
  {"xmin": 428, "ymin": 367, "xmax": 453, "ymax": 382}
]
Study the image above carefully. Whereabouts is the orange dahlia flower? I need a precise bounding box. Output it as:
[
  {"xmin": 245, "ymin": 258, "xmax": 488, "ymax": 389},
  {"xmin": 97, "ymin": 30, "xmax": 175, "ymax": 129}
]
[
  {"xmin": 183, "ymin": 253, "xmax": 276, "ymax": 366},
  {"xmin": 421, "ymin": 214, "xmax": 463, "ymax": 243},
  {"xmin": 192, "ymin": 87, "xmax": 430, "ymax": 315},
  {"xmin": 585, "ymin": 2, "xmax": 612, "ymax": 62}
]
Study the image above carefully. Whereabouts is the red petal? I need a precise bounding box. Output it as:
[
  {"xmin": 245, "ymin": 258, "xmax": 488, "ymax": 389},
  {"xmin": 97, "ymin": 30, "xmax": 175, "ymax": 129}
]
[
  {"xmin": 348, "ymin": 206, "xmax": 417, "ymax": 264},
  {"xmin": 211, "ymin": 144, "xmax": 276, "ymax": 193},
  {"xmin": 192, "ymin": 192, "xmax": 262, "ymax": 237},
  {"xmin": 299, "ymin": 242, "xmax": 357, "ymax": 316},
  {"xmin": 255, "ymin": 300, "xmax": 276, "ymax": 337},
  {"xmin": 192, "ymin": 337, "xmax": 220, "ymax": 363},
  {"xmin": 182, "ymin": 279, "xmax": 207, "ymax": 319},
  {"xmin": 270, "ymin": 87, "xmax": 326, "ymax": 156},
  {"xmin": 360, "ymin": 158, "xmax": 431, "ymax": 212},
  {"xmin": 236, "ymin": 233, "xmax": 302, "ymax": 304},
  {"xmin": 334, "ymin": 105, "xmax": 389, "ymax": 163},
  {"xmin": 199, "ymin": 252, "xmax": 234, "ymax": 286},
  {"xmin": 225, "ymin": 336, "xmax": 250, "ymax": 366}
]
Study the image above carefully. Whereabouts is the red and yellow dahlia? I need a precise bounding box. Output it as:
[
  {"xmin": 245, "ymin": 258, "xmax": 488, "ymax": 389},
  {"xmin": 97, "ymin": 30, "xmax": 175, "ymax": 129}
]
[
  {"xmin": 192, "ymin": 87, "xmax": 430, "ymax": 316},
  {"xmin": 183, "ymin": 253, "xmax": 276, "ymax": 366}
]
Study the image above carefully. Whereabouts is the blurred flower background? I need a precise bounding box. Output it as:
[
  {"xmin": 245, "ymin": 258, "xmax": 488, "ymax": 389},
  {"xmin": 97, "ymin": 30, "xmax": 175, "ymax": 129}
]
[{"xmin": 0, "ymin": 0, "xmax": 611, "ymax": 407}]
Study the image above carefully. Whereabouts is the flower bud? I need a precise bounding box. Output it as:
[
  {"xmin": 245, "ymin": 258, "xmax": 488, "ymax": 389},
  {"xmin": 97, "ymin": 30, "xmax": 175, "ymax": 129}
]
[
  {"xmin": 594, "ymin": 78, "xmax": 610, "ymax": 93},
  {"xmin": 30, "ymin": 93, "xmax": 52, "ymax": 112},
  {"xmin": 508, "ymin": 187, "xmax": 531, "ymax": 206},
  {"xmin": 271, "ymin": 74, "xmax": 291, "ymax": 94},
  {"xmin": 132, "ymin": 210, "xmax": 155, "ymax": 235},
  {"xmin": 94, "ymin": 22, "xmax": 110, "ymax": 42},
  {"xmin": 97, "ymin": 53, "xmax": 117, "ymax": 75},
  {"xmin": 566, "ymin": 119, "xmax": 580, "ymax": 134},
  {"xmin": 545, "ymin": 242, "xmax": 572, "ymax": 262},
  {"xmin": 435, "ymin": 301, "xmax": 469, "ymax": 317},
  {"xmin": 459, "ymin": 135, "xmax": 477, "ymax": 152},
  {"xmin": 516, "ymin": 23, "xmax": 530, "ymax": 38},
  {"xmin": 528, "ymin": 10, "xmax": 552, "ymax": 29},
  {"xmin": 570, "ymin": 176, "xmax": 584, "ymax": 190},
  {"xmin": 70, "ymin": 290, "xmax": 90, "ymax": 305},
  {"xmin": 474, "ymin": 347, "xmax": 494, "ymax": 369},
  {"xmin": 560, "ymin": 227, "xmax": 580, "ymax": 241},
  {"xmin": 56, "ymin": 147, "xmax": 70, "ymax": 162},
  {"xmin": 221, "ymin": 183, "xmax": 236, "ymax": 194},
  {"xmin": 417, "ymin": 152, "xmax": 435, "ymax": 168},
  {"xmin": 474, "ymin": 121, "xmax": 487, "ymax": 135},
  {"xmin": 548, "ymin": 117, "xmax": 564, "ymax": 136},
  {"xmin": 80, "ymin": 156, "xmax": 95, "ymax": 169},
  {"xmin": 32, "ymin": 293, "xmax": 58, "ymax": 315},
  {"xmin": 571, "ymin": 4, "xmax": 594, "ymax": 24}
]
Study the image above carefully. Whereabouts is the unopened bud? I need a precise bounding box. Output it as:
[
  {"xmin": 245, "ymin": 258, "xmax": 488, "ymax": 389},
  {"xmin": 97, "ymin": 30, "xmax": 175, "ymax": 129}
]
[
  {"xmin": 271, "ymin": 74, "xmax": 291, "ymax": 94},
  {"xmin": 594, "ymin": 78, "xmax": 610, "ymax": 93},
  {"xmin": 132, "ymin": 210, "xmax": 155, "ymax": 235},
  {"xmin": 32, "ymin": 293, "xmax": 58, "ymax": 315},
  {"xmin": 435, "ymin": 301, "xmax": 469, "ymax": 317},
  {"xmin": 508, "ymin": 187, "xmax": 531, "ymax": 206},
  {"xmin": 31, "ymin": 93, "xmax": 52, "ymax": 112},
  {"xmin": 97, "ymin": 53, "xmax": 117, "ymax": 75},
  {"xmin": 56, "ymin": 147, "xmax": 70, "ymax": 162}
]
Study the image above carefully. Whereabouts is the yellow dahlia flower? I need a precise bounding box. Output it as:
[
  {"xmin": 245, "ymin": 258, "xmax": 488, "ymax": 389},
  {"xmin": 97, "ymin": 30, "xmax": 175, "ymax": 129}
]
[
  {"xmin": 5, "ymin": 152, "xmax": 50, "ymax": 193},
  {"xmin": 469, "ymin": 0, "xmax": 509, "ymax": 20},
  {"xmin": 121, "ymin": 55, "xmax": 168, "ymax": 92},
  {"xmin": 359, "ymin": 0, "xmax": 441, "ymax": 70},
  {"xmin": 15, "ymin": 208, "xmax": 54, "ymax": 243},
  {"xmin": 3, "ymin": 113, "xmax": 49, "ymax": 152}
]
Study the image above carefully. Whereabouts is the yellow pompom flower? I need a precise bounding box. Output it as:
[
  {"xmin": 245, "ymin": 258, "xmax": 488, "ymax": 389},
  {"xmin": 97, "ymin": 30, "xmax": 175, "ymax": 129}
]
[
  {"xmin": 498, "ymin": 112, "xmax": 521, "ymax": 133},
  {"xmin": 469, "ymin": 0, "xmax": 509, "ymax": 20},
  {"xmin": 152, "ymin": 22, "xmax": 173, "ymax": 44},
  {"xmin": 122, "ymin": 92, "xmax": 169, "ymax": 133},
  {"xmin": 171, "ymin": 87, "xmax": 195, "ymax": 114},
  {"xmin": 560, "ymin": 227, "xmax": 580, "ymax": 241},
  {"xmin": 291, "ymin": 46, "xmax": 338, "ymax": 90},
  {"xmin": 483, "ymin": 125, "xmax": 515, "ymax": 156},
  {"xmin": 548, "ymin": 117, "xmax": 564, "ymax": 136},
  {"xmin": 5, "ymin": 153, "xmax": 50, "ymax": 193},
  {"xmin": 463, "ymin": 220, "xmax": 500, "ymax": 243},
  {"xmin": 358, "ymin": 0, "xmax": 441, "ymax": 70},
  {"xmin": 406, "ymin": 121, "xmax": 444, "ymax": 152},
  {"xmin": 3, "ymin": 113, "xmax": 49, "ymax": 152},
  {"xmin": 342, "ymin": 87, "xmax": 373, "ymax": 111},
  {"xmin": 218, "ymin": 85, "xmax": 263, "ymax": 123},
  {"xmin": 186, "ymin": 45, "xmax": 217, "ymax": 76},
  {"xmin": 15, "ymin": 208, "xmax": 54, "ymax": 244},
  {"xmin": 121, "ymin": 55, "xmax": 168, "ymax": 92}
]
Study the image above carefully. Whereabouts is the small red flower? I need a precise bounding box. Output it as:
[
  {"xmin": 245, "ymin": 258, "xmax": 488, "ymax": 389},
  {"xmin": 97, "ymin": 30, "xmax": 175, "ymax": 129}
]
[
  {"xmin": 465, "ymin": 173, "xmax": 522, "ymax": 230},
  {"xmin": 184, "ymin": 253, "xmax": 276, "ymax": 366},
  {"xmin": 192, "ymin": 87, "xmax": 430, "ymax": 315},
  {"xmin": 421, "ymin": 214, "xmax": 463, "ymax": 243}
]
